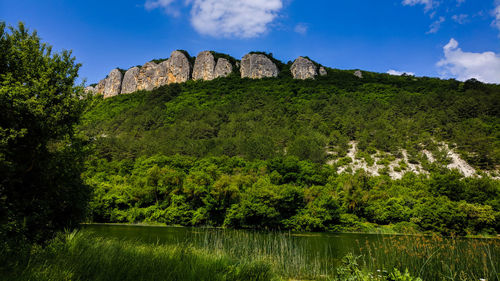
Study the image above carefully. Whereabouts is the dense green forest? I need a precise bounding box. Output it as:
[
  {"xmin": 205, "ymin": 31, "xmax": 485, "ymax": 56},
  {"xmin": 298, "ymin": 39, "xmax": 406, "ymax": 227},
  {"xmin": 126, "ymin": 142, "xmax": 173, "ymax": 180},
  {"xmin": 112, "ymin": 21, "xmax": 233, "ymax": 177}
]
[{"xmin": 79, "ymin": 67, "xmax": 500, "ymax": 235}]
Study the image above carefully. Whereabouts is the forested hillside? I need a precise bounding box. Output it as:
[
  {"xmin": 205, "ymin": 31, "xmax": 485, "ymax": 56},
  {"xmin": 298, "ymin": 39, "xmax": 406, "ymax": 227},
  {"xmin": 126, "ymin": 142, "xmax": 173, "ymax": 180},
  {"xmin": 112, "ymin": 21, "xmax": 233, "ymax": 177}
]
[{"xmin": 80, "ymin": 68, "xmax": 500, "ymax": 235}]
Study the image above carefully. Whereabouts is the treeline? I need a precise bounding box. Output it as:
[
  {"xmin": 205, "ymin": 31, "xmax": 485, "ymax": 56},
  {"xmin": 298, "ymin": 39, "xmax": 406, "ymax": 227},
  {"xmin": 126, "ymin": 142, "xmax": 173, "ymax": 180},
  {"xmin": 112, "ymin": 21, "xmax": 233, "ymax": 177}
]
[{"xmin": 85, "ymin": 154, "xmax": 499, "ymax": 235}]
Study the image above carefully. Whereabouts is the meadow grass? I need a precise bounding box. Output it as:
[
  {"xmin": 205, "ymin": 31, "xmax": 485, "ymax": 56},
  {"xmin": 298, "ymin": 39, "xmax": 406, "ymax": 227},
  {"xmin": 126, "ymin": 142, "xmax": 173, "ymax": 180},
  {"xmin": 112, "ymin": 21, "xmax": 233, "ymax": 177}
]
[{"xmin": 1, "ymin": 231, "xmax": 273, "ymax": 281}]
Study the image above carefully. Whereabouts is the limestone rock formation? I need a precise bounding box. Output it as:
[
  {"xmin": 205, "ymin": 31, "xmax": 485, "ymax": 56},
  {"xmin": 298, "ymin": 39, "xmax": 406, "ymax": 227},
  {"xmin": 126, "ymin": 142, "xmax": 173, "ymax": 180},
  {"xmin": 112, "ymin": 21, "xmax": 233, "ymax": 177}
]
[
  {"xmin": 121, "ymin": 51, "xmax": 190, "ymax": 94},
  {"xmin": 319, "ymin": 67, "xmax": 327, "ymax": 76},
  {"xmin": 291, "ymin": 57, "xmax": 318, "ymax": 80},
  {"xmin": 91, "ymin": 50, "xmax": 336, "ymax": 97},
  {"xmin": 95, "ymin": 79, "xmax": 106, "ymax": 94},
  {"xmin": 155, "ymin": 60, "xmax": 170, "ymax": 86},
  {"xmin": 121, "ymin": 67, "xmax": 140, "ymax": 94},
  {"xmin": 214, "ymin": 58, "xmax": 233, "ymax": 78},
  {"xmin": 137, "ymin": 62, "xmax": 160, "ymax": 91},
  {"xmin": 240, "ymin": 53, "xmax": 278, "ymax": 79},
  {"xmin": 84, "ymin": 86, "xmax": 96, "ymax": 94},
  {"xmin": 167, "ymin": 50, "xmax": 191, "ymax": 84},
  {"xmin": 354, "ymin": 70, "xmax": 363, "ymax": 78},
  {"xmin": 102, "ymin": 69, "xmax": 123, "ymax": 98},
  {"xmin": 193, "ymin": 51, "xmax": 216, "ymax": 81}
]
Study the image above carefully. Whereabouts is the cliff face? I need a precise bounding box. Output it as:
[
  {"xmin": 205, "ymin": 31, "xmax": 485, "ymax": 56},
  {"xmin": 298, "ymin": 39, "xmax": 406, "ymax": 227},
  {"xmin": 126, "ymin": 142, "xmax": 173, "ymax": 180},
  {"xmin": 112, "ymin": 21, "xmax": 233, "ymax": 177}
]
[
  {"xmin": 240, "ymin": 53, "xmax": 278, "ymax": 79},
  {"xmin": 192, "ymin": 51, "xmax": 216, "ymax": 81},
  {"xmin": 214, "ymin": 58, "xmax": 233, "ymax": 78},
  {"xmin": 166, "ymin": 51, "xmax": 191, "ymax": 84},
  {"xmin": 97, "ymin": 69, "xmax": 122, "ymax": 98},
  {"xmin": 121, "ymin": 67, "xmax": 140, "ymax": 94},
  {"xmin": 137, "ymin": 61, "xmax": 163, "ymax": 91},
  {"xmin": 291, "ymin": 57, "xmax": 317, "ymax": 80},
  {"xmin": 89, "ymin": 50, "xmax": 327, "ymax": 98}
]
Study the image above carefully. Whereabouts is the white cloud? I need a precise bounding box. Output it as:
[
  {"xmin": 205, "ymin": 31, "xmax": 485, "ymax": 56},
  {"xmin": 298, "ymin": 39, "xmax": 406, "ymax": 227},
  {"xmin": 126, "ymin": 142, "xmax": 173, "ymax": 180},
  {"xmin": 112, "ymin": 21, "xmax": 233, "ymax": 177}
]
[
  {"xmin": 494, "ymin": 0, "xmax": 500, "ymax": 35},
  {"xmin": 145, "ymin": 0, "xmax": 180, "ymax": 16},
  {"xmin": 145, "ymin": 0, "xmax": 283, "ymax": 38},
  {"xmin": 145, "ymin": 0, "xmax": 174, "ymax": 10},
  {"xmin": 402, "ymin": 0, "xmax": 437, "ymax": 12},
  {"xmin": 189, "ymin": 0, "xmax": 283, "ymax": 38},
  {"xmin": 387, "ymin": 69, "xmax": 416, "ymax": 76},
  {"xmin": 437, "ymin": 38, "xmax": 500, "ymax": 83},
  {"xmin": 402, "ymin": 0, "xmax": 466, "ymax": 11},
  {"xmin": 427, "ymin": 16, "xmax": 445, "ymax": 33},
  {"xmin": 452, "ymin": 14, "xmax": 469, "ymax": 24},
  {"xmin": 294, "ymin": 23, "xmax": 308, "ymax": 35}
]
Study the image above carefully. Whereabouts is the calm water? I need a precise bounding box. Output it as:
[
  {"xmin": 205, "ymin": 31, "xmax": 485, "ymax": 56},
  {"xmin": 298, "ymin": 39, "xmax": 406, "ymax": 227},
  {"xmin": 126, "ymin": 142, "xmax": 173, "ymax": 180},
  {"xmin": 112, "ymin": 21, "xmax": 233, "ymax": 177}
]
[{"xmin": 83, "ymin": 224, "xmax": 388, "ymax": 261}]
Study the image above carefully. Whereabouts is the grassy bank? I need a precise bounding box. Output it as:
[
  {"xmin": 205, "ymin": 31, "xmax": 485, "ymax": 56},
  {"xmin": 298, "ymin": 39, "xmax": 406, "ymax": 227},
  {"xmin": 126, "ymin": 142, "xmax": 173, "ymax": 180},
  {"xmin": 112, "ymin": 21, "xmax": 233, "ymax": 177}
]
[
  {"xmin": 3, "ymin": 229, "xmax": 498, "ymax": 281},
  {"xmin": 2, "ymin": 231, "xmax": 273, "ymax": 281},
  {"xmin": 1, "ymin": 230, "xmax": 422, "ymax": 281}
]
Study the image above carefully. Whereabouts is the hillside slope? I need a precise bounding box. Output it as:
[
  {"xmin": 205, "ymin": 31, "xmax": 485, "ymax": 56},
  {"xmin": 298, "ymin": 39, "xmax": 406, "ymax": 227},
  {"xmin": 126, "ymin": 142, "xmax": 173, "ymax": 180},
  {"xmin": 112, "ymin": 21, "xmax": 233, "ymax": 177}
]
[
  {"xmin": 79, "ymin": 68, "xmax": 500, "ymax": 235},
  {"xmin": 81, "ymin": 69, "xmax": 499, "ymax": 174}
]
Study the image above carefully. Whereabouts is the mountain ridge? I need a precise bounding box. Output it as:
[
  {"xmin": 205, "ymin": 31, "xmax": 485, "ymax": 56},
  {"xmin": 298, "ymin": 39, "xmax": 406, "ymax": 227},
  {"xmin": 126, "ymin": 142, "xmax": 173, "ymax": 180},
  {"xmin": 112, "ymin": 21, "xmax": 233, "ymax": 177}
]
[{"xmin": 86, "ymin": 50, "xmax": 339, "ymax": 98}]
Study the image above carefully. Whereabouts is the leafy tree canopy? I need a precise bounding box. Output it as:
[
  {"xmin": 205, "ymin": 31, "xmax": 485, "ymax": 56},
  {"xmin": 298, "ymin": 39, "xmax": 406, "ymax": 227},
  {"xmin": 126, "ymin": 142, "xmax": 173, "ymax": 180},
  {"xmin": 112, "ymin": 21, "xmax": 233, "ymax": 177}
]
[{"xmin": 0, "ymin": 22, "xmax": 90, "ymax": 243}]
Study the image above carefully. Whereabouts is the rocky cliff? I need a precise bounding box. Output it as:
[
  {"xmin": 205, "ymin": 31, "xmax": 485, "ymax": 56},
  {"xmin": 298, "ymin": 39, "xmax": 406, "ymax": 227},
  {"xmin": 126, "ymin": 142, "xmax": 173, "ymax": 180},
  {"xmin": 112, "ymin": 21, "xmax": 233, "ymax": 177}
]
[
  {"xmin": 291, "ymin": 57, "xmax": 317, "ymax": 80},
  {"xmin": 192, "ymin": 51, "xmax": 216, "ymax": 81},
  {"xmin": 240, "ymin": 53, "xmax": 279, "ymax": 79},
  {"xmin": 166, "ymin": 50, "xmax": 191, "ymax": 84},
  {"xmin": 87, "ymin": 50, "xmax": 331, "ymax": 98},
  {"xmin": 101, "ymin": 69, "xmax": 122, "ymax": 98}
]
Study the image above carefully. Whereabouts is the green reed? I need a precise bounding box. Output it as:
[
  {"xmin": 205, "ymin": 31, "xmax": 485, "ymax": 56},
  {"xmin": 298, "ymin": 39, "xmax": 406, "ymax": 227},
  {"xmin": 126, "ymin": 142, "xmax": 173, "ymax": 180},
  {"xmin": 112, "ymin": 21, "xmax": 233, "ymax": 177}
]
[
  {"xmin": 3, "ymin": 229, "xmax": 497, "ymax": 281},
  {"xmin": 167, "ymin": 228, "xmax": 499, "ymax": 280},
  {"xmin": 2, "ymin": 231, "xmax": 273, "ymax": 281}
]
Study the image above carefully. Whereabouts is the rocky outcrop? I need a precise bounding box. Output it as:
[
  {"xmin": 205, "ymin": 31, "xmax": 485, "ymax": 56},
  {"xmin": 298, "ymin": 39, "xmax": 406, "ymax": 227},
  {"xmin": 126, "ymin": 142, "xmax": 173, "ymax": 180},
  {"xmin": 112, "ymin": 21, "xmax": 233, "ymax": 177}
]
[
  {"xmin": 214, "ymin": 58, "xmax": 233, "ymax": 78},
  {"xmin": 240, "ymin": 53, "xmax": 278, "ymax": 79},
  {"xmin": 291, "ymin": 57, "xmax": 317, "ymax": 79},
  {"xmin": 102, "ymin": 69, "xmax": 123, "ymax": 98},
  {"xmin": 155, "ymin": 60, "xmax": 170, "ymax": 86},
  {"xmin": 118, "ymin": 51, "xmax": 191, "ymax": 95},
  {"xmin": 121, "ymin": 67, "xmax": 140, "ymax": 94},
  {"xmin": 90, "ymin": 49, "xmax": 339, "ymax": 98},
  {"xmin": 354, "ymin": 70, "xmax": 363, "ymax": 78},
  {"xmin": 95, "ymin": 79, "xmax": 106, "ymax": 94},
  {"xmin": 84, "ymin": 86, "xmax": 96, "ymax": 94},
  {"xmin": 167, "ymin": 51, "xmax": 191, "ymax": 84},
  {"xmin": 319, "ymin": 67, "xmax": 327, "ymax": 76},
  {"xmin": 192, "ymin": 51, "xmax": 216, "ymax": 81},
  {"xmin": 137, "ymin": 62, "xmax": 160, "ymax": 91}
]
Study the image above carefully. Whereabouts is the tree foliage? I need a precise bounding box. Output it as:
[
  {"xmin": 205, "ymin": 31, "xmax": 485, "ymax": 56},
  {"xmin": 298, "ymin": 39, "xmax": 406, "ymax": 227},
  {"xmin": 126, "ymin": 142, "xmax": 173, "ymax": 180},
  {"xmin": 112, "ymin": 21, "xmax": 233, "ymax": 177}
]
[
  {"xmin": 84, "ymin": 155, "xmax": 499, "ymax": 235},
  {"xmin": 0, "ymin": 22, "xmax": 90, "ymax": 243}
]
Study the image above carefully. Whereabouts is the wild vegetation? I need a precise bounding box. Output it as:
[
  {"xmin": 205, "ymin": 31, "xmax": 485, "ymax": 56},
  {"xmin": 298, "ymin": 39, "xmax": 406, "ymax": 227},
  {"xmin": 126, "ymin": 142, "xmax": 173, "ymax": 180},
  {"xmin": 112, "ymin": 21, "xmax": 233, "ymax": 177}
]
[
  {"xmin": 2, "ymin": 229, "xmax": 498, "ymax": 281},
  {"xmin": 80, "ymin": 69, "xmax": 500, "ymax": 171},
  {"xmin": 80, "ymin": 63, "xmax": 500, "ymax": 236},
  {"xmin": 0, "ymin": 22, "xmax": 89, "ymax": 245},
  {"xmin": 85, "ymin": 154, "xmax": 499, "ymax": 236}
]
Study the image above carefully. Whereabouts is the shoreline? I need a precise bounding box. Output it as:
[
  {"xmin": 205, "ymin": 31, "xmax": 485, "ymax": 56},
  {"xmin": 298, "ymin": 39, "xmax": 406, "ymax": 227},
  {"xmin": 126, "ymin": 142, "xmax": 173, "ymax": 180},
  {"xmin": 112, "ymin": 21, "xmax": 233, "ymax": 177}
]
[{"xmin": 81, "ymin": 222, "xmax": 500, "ymax": 239}]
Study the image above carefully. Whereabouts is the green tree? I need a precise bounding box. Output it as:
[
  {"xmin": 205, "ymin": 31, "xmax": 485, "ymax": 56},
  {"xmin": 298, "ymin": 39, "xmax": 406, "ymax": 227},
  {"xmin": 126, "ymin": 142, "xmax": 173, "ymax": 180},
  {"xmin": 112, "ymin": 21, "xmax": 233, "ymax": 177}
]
[{"xmin": 0, "ymin": 22, "xmax": 89, "ymax": 243}]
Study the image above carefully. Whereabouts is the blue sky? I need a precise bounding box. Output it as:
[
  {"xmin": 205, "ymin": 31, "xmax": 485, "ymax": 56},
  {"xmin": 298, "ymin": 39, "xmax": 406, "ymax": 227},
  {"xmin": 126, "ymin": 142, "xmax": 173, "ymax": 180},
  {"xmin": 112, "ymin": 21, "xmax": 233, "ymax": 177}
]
[{"xmin": 1, "ymin": 0, "xmax": 500, "ymax": 84}]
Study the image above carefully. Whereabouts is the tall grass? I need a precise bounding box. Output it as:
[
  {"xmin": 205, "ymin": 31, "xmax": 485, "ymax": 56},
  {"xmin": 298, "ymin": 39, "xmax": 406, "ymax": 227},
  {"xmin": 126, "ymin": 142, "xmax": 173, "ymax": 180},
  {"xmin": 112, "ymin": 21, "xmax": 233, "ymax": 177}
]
[
  {"xmin": 193, "ymin": 230, "xmax": 328, "ymax": 279},
  {"xmin": 2, "ymin": 229, "xmax": 497, "ymax": 281},
  {"xmin": 188, "ymin": 230, "xmax": 499, "ymax": 281},
  {"xmin": 3, "ymin": 231, "xmax": 273, "ymax": 281},
  {"xmin": 357, "ymin": 234, "xmax": 500, "ymax": 281}
]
